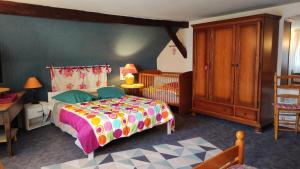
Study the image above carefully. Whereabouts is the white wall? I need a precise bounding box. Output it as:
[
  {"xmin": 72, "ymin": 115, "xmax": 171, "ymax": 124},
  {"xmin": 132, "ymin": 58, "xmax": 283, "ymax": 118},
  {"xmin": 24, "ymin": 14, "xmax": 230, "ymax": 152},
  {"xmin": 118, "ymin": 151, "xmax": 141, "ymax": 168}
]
[
  {"xmin": 157, "ymin": 29, "xmax": 192, "ymax": 72},
  {"xmin": 157, "ymin": 2, "xmax": 300, "ymax": 74},
  {"xmin": 291, "ymin": 16, "xmax": 300, "ymax": 29}
]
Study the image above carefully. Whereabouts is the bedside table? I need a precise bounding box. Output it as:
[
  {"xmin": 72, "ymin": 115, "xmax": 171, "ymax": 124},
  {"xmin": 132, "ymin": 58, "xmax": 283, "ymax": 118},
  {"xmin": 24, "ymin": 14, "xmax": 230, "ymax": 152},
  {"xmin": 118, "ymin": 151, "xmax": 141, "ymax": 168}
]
[
  {"xmin": 121, "ymin": 83, "xmax": 144, "ymax": 96},
  {"xmin": 24, "ymin": 101, "xmax": 51, "ymax": 130}
]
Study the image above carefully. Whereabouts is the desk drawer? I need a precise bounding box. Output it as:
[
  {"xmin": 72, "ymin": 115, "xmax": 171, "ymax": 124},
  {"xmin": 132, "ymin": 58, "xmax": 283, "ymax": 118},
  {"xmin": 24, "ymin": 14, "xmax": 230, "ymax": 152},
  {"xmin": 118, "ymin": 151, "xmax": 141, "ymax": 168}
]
[
  {"xmin": 26, "ymin": 110, "xmax": 44, "ymax": 119},
  {"xmin": 26, "ymin": 107, "xmax": 44, "ymax": 119}
]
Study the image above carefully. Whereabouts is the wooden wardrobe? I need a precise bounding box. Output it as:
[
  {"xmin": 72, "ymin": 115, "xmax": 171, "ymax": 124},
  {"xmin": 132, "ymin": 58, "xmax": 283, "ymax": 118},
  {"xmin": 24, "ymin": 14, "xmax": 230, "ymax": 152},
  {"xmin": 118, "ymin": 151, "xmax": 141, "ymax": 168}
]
[{"xmin": 192, "ymin": 14, "xmax": 281, "ymax": 131}]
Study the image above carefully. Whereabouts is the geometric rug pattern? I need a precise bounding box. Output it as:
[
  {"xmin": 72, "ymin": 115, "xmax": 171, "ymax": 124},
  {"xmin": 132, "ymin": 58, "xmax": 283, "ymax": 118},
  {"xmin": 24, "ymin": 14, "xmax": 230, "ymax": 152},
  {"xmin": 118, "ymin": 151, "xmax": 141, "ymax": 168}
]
[{"xmin": 41, "ymin": 137, "xmax": 222, "ymax": 169}]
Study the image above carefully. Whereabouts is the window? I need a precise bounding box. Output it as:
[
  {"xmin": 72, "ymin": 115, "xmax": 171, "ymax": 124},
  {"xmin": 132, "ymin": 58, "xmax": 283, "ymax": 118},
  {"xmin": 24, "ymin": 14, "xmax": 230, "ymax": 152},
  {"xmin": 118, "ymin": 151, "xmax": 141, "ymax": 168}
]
[{"xmin": 290, "ymin": 29, "xmax": 300, "ymax": 73}]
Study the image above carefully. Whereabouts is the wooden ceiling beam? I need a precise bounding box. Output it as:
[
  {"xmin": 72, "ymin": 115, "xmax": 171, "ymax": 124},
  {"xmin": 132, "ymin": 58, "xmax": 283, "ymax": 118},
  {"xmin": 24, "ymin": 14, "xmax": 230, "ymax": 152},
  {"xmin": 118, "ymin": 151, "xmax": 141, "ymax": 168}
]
[
  {"xmin": 0, "ymin": 1, "xmax": 189, "ymax": 28},
  {"xmin": 165, "ymin": 27, "xmax": 187, "ymax": 58}
]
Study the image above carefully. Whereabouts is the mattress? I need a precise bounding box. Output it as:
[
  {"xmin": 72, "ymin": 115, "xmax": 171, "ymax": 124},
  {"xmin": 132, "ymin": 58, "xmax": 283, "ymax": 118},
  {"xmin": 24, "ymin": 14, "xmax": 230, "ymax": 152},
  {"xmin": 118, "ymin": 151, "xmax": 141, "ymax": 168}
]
[
  {"xmin": 51, "ymin": 101, "xmax": 78, "ymax": 138},
  {"xmin": 141, "ymin": 87, "xmax": 179, "ymax": 104}
]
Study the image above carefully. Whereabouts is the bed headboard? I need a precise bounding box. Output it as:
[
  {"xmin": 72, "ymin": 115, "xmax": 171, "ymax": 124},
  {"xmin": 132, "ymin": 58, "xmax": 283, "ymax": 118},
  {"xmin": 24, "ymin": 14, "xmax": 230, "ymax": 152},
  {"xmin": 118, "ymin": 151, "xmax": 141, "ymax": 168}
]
[
  {"xmin": 49, "ymin": 65, "xmax": 111, "ymax": 92},
  {"xmin": 47, "ymin": 65, "xmax": 111, "ymax": 102}
]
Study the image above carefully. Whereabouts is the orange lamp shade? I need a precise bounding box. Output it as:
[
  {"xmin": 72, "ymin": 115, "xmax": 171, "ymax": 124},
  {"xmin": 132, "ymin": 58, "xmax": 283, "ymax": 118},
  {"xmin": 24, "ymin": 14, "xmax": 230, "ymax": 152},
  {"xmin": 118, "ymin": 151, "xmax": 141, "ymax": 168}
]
[
  {"xmin": 24, "ymin": 76, "xmax": 42, "ymax": 89},
  {"xmin": 0, "ymin": 87, "xmax": 10, "ymax": 93},
  {"xmin": 124, "ymin": 64, "xmax": 138, "ymax": 74}
]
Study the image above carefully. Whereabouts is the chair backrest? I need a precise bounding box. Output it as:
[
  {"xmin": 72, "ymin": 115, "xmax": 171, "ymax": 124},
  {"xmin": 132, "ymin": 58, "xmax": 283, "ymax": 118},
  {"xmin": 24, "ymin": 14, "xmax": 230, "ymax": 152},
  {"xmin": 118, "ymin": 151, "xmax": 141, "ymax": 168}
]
[
  {"xmin": 274, "ymin": 74, "xmax": 300, "ymax": 105},
  {"xmin": 291, "ymin": 71, "xmax": 300, "ymax": 84}
]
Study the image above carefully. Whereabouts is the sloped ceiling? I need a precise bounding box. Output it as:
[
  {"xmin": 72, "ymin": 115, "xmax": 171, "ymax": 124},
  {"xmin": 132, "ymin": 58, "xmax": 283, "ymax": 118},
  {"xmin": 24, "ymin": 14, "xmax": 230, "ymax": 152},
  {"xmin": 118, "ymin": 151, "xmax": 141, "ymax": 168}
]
[
  {"xmin": 6, "ymin": 0, "xmax": 300, "ymax": 21},
  {"xmin": 291, "ymin": 15, "xmax": 300, "ymax": 28}
]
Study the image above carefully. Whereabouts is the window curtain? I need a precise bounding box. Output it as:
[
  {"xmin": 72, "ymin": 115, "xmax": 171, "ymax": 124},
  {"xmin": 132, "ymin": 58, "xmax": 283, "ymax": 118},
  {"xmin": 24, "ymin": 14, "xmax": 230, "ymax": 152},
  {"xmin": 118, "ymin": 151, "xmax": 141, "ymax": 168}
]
[
  {"xmin": 290, "ymin": 29, "xmax": 300, "ymax": 73},
  {"xmin": 50, "ymin": 65, "xmax": 112, "ymax": 92}
]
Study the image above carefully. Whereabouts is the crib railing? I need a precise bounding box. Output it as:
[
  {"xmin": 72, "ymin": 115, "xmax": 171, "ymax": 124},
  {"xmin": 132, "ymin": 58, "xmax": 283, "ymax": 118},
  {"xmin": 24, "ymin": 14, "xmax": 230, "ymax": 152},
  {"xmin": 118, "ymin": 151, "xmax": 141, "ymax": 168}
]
[{"xmin": 139, "ymin": 71, "xmax": 180, "ymax": 105}]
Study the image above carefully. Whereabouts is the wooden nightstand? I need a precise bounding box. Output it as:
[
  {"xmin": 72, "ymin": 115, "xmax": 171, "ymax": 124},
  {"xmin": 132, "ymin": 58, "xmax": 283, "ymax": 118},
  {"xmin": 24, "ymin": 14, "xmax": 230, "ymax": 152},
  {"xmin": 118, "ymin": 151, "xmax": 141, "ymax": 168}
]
[
  {"xmin": 121, "ymin": 83, "xmax": 144, "ymax": 96},
  {"xmin": 25, "ymin": 101, "xmax": 51, "ymax": 130}
]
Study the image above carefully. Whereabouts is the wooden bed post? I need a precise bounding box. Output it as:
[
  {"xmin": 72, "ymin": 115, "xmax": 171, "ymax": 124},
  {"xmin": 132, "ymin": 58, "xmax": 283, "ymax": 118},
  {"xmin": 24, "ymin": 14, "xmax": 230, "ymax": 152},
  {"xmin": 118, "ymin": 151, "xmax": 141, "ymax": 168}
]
[
  {"xmin": 167, "ymin": 120, "xmax": 172, "ymax": 135},
  {"xmin": 193, "ymin": 130, "xmax": 246, "ymax": 169},
  {"xmin": 235, "ymin": 130, "xmax": 245, "ymax": 164}
]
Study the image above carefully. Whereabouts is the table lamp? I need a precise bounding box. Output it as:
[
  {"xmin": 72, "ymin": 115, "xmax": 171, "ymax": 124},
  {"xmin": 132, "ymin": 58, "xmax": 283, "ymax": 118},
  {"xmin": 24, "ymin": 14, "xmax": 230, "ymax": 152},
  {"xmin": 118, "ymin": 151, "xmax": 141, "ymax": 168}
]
[
  {"xmin": 124, "ymin": 64, "xmax": 138, "ymax": 85},
  {"xmin": 24, "ymin": 76, "xmax": 42, "ymax": 104},
  {"xmin": 0, "ymin": 87, "xmax": 10, "ymax": 93}
]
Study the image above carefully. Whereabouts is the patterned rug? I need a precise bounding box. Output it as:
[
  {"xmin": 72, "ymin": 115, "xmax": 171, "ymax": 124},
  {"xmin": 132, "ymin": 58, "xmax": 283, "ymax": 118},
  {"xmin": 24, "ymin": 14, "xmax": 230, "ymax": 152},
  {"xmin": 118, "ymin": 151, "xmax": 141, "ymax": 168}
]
[{"xmin": 41, "ymin": 137, "xmax": 221, "ymax": 169}]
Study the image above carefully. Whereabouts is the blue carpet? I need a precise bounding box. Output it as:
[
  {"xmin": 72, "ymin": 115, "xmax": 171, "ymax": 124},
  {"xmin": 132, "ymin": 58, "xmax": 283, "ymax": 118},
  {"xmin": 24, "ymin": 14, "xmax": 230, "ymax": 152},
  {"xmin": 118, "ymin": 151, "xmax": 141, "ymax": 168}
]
[
  {"xmin": 41, "ymin": 136, "xmax": 222, "ymax": 169},
  {"xmin": 1, "ymin": 114, "xmax": 300, "ymax": 169}
]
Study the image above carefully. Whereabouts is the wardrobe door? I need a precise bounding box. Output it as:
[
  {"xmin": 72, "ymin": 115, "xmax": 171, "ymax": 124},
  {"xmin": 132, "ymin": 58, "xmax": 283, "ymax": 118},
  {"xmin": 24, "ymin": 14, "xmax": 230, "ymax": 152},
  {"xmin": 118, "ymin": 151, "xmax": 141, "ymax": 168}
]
[
  {"xmin": 235, "ymin": 21, "xmax": 261, "ymax": 108},
  {"xmin": 193, "ymin": 29, "xmax": 210, "ymax": 100},
  {"xmin": 210, "ymin": 25, "xmax": 235, "ymax": 104}
]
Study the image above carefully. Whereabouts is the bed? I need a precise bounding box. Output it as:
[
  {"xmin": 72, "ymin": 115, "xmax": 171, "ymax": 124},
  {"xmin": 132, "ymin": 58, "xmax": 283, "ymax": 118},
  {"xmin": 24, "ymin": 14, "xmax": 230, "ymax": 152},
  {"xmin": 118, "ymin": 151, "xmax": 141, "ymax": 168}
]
[
  {"xmin": 48, "ymin": 91, "xmax": 175, "ymax": 159},
  {"xmin": 193, "ymin": 131, "xmax": 249, "ymax": 169},
  {"xmin": 138, "ymin": 70, "xmax": 192, "ymax": 114},
  {"xmin": 47, "ymin": 65, "xmax": 175, "ymax": 159}
]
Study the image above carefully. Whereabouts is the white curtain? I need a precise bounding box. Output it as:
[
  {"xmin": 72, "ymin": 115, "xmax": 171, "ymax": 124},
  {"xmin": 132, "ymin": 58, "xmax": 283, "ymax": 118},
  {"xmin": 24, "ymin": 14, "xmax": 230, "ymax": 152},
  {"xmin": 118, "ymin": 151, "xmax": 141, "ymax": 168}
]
[{"xmin": 290, "ymin": 29, "xmax": 300, "ymax": 73}]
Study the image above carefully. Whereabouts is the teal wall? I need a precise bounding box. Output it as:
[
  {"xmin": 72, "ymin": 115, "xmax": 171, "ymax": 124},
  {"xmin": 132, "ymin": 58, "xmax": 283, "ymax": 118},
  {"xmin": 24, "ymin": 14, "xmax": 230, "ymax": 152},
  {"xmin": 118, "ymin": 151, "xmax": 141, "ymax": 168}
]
[{"xmin": 0, "ymin": 14, "xmax": 170, "ymax": 100}]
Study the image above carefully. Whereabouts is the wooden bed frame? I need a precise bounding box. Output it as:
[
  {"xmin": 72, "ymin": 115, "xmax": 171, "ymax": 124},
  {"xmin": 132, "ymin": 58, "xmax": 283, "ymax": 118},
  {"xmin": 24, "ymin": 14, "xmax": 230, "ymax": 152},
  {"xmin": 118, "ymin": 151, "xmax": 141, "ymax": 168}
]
[
  {"xmin": 138, "ymin": 70, "xmax": 192, "ymax": 114},
  {"xmin": 193, "ymin": 131, "xmax": 245, "ymax": 169}
]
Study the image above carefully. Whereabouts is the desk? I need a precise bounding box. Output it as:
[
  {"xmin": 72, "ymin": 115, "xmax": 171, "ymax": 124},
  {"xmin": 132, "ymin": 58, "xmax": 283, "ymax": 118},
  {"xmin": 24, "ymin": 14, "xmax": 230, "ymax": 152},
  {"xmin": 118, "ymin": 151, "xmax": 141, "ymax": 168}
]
[
  {"xmin": 120, "ymin": 83, "xmax": 144, "ymax": 96},
  {"xmin": 0, "ymin": 92, "xmax": 24, "ymax": 156}
]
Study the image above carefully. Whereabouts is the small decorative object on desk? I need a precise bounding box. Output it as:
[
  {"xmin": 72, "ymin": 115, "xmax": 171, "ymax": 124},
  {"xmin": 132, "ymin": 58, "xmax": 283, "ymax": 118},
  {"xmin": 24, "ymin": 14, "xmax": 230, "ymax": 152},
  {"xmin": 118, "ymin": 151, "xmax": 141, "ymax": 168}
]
[{"xmin": 25, "ymin": 101, "xmax": 50, "ymax": 130}]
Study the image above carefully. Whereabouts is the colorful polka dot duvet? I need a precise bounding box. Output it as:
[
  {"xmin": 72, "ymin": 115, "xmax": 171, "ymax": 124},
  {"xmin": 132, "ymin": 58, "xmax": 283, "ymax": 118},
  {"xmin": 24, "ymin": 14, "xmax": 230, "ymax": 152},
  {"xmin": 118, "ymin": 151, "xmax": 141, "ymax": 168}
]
[{"xmin": 59, "ymin": 95, "xmax": 175, "ymax": 154}]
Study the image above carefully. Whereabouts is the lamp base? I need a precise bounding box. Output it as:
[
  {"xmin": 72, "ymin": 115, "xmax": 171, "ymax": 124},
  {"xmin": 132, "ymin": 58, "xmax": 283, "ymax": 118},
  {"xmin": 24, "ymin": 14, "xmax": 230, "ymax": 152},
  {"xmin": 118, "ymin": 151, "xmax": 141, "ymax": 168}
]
[
  {"xmin": 31, "ymin": 100, "xmax": 40, "ymax": 104},
  {"xmin": 125, "ymin": 74, "xmax": 135, "ymax": 85},
  {"xmin": 29, "ymin": 88, "xmax": 40, "ymax": 104}
]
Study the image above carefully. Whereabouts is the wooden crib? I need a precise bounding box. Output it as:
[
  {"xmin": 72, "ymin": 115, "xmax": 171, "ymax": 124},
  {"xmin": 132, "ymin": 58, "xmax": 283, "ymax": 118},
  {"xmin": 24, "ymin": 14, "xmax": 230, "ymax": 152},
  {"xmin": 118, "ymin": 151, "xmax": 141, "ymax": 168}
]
[{"xmin": 138, "ymin": 70, "xmax": 192, "ymax": 114}]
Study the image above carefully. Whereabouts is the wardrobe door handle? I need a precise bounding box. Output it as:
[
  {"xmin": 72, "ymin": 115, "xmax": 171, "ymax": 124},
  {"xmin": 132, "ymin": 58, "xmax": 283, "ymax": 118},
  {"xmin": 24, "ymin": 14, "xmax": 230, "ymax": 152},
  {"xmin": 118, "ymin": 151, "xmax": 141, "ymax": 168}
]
[{"xmin": 205, "ymin": 65, "xmax": 209, "ymax": 70}]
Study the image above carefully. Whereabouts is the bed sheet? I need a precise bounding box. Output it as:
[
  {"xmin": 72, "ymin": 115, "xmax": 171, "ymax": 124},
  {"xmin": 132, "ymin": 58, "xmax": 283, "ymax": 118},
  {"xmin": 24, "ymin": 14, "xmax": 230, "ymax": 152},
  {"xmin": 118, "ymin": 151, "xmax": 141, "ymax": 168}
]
[
  {"xmin": 52, "ymin": 101, "xmax": 78, "ymax": 138},
  {"xmin": 59, "ymin": 95, "xmax": 175, "ymax": 154}
]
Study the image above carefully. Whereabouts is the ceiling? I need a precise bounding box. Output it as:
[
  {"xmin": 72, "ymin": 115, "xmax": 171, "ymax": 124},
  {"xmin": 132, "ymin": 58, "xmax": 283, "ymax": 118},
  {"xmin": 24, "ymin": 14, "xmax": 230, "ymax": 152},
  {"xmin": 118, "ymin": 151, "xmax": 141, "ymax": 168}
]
[{"xmin": 7, "ymin": 0, "xmax": 300, "ymax": 21}]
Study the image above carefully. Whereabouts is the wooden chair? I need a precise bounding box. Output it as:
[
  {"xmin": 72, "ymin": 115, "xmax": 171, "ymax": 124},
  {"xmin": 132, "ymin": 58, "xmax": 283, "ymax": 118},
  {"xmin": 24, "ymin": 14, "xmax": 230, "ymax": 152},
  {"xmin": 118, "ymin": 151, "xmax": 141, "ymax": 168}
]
[
  {"xmin": 193, "ymin": 131, "xmax": 245, "ymax": 169},
  {"xmin": 0, "ymin": 128, "xmax": 18, "ymax": 143},
  {"xmin": 291, "ymin": 71, "xmax": 300, "ymax": 84},
  {"xmin": 274, "ymin": 74, "xmax": 300, "ymax": 140}
]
